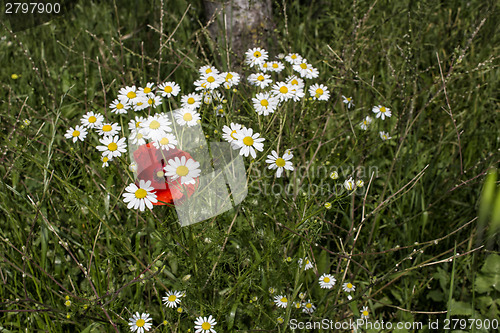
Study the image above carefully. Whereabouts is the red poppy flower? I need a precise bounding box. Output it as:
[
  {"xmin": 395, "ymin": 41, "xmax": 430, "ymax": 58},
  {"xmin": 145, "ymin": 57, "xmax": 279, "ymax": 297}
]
[{"xmin": 133, "ymin": 143, "xmax": 198, "ymax": 205}]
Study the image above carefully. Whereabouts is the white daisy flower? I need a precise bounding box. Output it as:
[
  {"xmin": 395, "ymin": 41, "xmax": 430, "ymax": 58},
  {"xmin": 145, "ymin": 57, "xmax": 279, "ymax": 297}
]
[
  {"xmin": 138, "ymin": 82, "xmax": 155, "ymax": 97},
  {"xmin": 128, "ymin": 312, "xmax": 153, "ymax": 333},
  {"xmin": 158, "ymin": 81, "xmax": 180, "ymax": 98},
  {"xmin": 309, "ymin": 83, "xmax": 330, "ymax": 101},
  {"xmin": 129, "ymin": 128, "xmax": 147, "ymax": 146},
  {"xmin": 252, "ymin": 92, "xmax": 279, "ymax": 116},
  {"xmin": 109, "ymin": 98, "xmax": 129, "ymax": 114},
  {"xmin": 152, "ymin": 133, "xmax": 177, "ymax": 150},
  {"xmin": 245, "ymin": 47, "xmax": 268, "ymax": 67},
  {"xmin": 140, "ymin": 95, "xmax": 162, "ymax": 109},
  {"xmin": 80, "ymin": 111, "xmax": 103, "ymax": 129},
  {"xmin": 277, "ymin": 53, "xmax": 285, "ymax": 59},
  {"xmin": 214, "ymin": 104, "xmax": 225, "ymax": 117},
  {"xmin": 342, "ymin": 282, "xmax": 356, "ymax": 293},
  {"xmin": 379, "ymin": 131, "xmax": 392, "ymax": 140},
  {"xmin": 286, "ymin": 75, "xmax": 305, "ymax": 90},
  {"xmin": 329, "ymin": 171, "xmax": 339, "ymax": 180},
  {"xmin": 140, "ymin": 114, "xmax": 172, "ymax": 141},
  {"xmin": 347, "ymin": 295, "xmax": 353, "ymax": 301},
  {"xmin": 128, "ymin": 116, "xmax": 147, "ymax": 131},
  {"xmin": 342, "ymin": 95, "xmax": 354, "ymax": 109},
  {"xmin": 198, "ymin": 73, "xmax": 224, "ymax": 90},
  {"xmin": 298, "ymin": 257, "xmax": 313, "ymax": 270},
  {"xmin": 96, "ymin": 122, "xmax": 121, "ymax": 137},
  {"xmin": 132, "ymin": 98, "xmax": 149, "ymax": 111},
  {"xmin": 356, "ymin": 179, "xmax": 364, "ymax": 187},
  {"xmin": 290, "ymin": 87, "xmax": 305, "ymax": 102},
  {"xmin": 271, "ymin": 82, "xmax": 294, "ymax": 102},
  {"xmin": 361, "ymin": 306, "xmax": 369, "ymax": 319},
  {"xmin": 302, "ymin": 300, "xmax": 316, "ymax": 314},
  {"xmin": 360, "ymin": 116, "xmax": 372, "ymax": 130},
  {"xmin": 221, "ymin": 71, "xmax": 240, "ymax": 88},
  {"xmin": 268, "ymin": 287, "xmax": 276, "ymax": 294},
  {"xmin": 222, "ymin": 123, "xmax": 242, "ymax": 147},
  {"xmin": 274, "ymin": 295, "xmax": 288, "ymax": 308},
  {"xmin": 194, "ymin": 315, "xmax": 217, "ymax": 333},
  {"xmin": 164, "ymin": 155, "xmax": 201, "ymax": 185},
  {"xmin": 174, "ymin": 108, "xmax": 201, "ymax": 127},
  {"xmin": 294, "ymin": 301, "xmax": 302, "ymax": 309},
  {"xmin": 129, "ymin": 162, "xmax": 138, "ymax": 173},
  {"xmin": 268, "ymin": 61, "xmax": 285, "ymax": 73},
  {"xmin": 101, "ymin": 155, "xmax": 111, "ymax": 168},
  {"xmin": 199, "ymin": 65, "xmax": 219, "ymax": 76},
  {"xmin": 96, "ymin": 135, "xmax": 127, "ymax": 159},
  {"xmin": 247, "ymin": 73, "xmax": 272, "ymax": 89},
  {"xmin": 123, "ymin": 180, "xmax": 157, "ymax": 211},
  {"xmin": 265, "ymin": 150, "xmax": 294, "ymax": 178},
  {"xmin": 304, "ymin": 66, "xmax": 319, "ymax": 79},
  {"xmin": 234, "ymin": 127, "xmax": 265, "ymax": 159},
  {"xmin": 372, "ymin": 105, "xmax": 392, "ymax": 120},
  {"xmin": 344, "ymin": 177, "xmax": 355, "ymax": 191},
  {"xmin": 259, "ymin": 62, "xmax": 271, "ymax": 73},
  {"xmin": 64, "ymin": 125, "xmax": 87, "ymax": 143},
  {"xmin": 319, "ymin": 273, "xmax": 336, "ymax": 289},
  {"xmin": 277, "ymin": 317, "xmax": 284, "ymax": 324},
  {"xmin": 162, "ymin": 290, "xmax": 183, "ymax": 308},
  {"xmin": 293, "ymin": 61, "xmax": 314, "ymax": 78},
  {"xmin": 285, "ymin": 53, "xmax": 303, "ymax": 65},
  {"xmin": 118, "ymin": 85, "xmax": 140, "ymax": 104},
  {"xmin": 181, "ymin": 93, "xmax": 202, "ymax": 110},
  {"xmin": 203, "ymin": 90, "xmax": 222, "ymax": 105}
]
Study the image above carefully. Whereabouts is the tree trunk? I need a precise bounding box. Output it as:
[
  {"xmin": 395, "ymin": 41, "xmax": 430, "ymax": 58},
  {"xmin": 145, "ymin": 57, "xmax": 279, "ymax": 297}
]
[{"xmin": 203, "ymin": 0, "xmax": 274, "ymax": 67}]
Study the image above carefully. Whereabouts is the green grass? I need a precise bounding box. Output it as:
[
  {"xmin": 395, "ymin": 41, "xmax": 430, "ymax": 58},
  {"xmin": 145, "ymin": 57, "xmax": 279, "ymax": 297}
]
[{"xmin": 1, "ymin": 0, "xmax": 499, "ymax": 332}]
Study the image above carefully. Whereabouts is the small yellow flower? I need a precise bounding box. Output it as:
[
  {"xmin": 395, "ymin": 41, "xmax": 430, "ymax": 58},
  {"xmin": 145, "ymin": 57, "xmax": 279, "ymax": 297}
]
[
  {"xmin": 163, "ymin": 320, "xmax": 168, "ymax": 325},
  {"xmin": 177, "ymin": 307, "xmax": 183, "ymax": 313},
  {"xmin": 65, "ymin": 296, "xmax": 70, "ymax": 300},
  {"xmin": 11, "ymin": 74, "xmax": 20, "ymax": 80},
  {"xmin": 66, "ymin": 313, "xmax": 71, "ymax": 319},
  {"xmin": 64, "ymin": 300, "xmax": 71, "ymax": 307},
  {"xmin": 324, "ymin": 202, "xmax": 332, "ymax": 209}
]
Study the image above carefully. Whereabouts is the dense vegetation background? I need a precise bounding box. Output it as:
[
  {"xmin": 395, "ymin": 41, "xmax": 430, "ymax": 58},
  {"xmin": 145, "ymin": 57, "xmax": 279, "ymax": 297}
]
[{"xmin": 1, "ymin": 0, "xmax": 499, "ymax": 332}]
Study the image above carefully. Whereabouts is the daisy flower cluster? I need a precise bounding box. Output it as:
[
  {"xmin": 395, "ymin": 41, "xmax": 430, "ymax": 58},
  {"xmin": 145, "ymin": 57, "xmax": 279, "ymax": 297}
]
[{"xmin": 348, "ymin": 96, "xmax": 393, "ymax": 141}]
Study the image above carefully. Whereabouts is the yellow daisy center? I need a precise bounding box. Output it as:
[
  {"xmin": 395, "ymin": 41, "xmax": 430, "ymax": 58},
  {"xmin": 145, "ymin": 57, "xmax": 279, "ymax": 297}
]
[
  {"xmin": 65, "ymin": 300, "xmax": 71, "ymax": 306},
  {"xmin": 183, "ymin": 113, "xmax": 193, "ymax": 121},
  {"xmin": 160, "ymin": 137, "xmax": 170, "ymax": 145},
  {"xmin": 316, "ymin": 88, "xmax": 324, "ymax": 95},
  {"xmin": 207, "ymin": 76, "xmax": 215, "ymax": 83},
  {"xmin": 257, "ymin": 75, "xmax": 265, "ymax": 81},
  {"xmin": 230, "ymin": 130, "xmax": 237, "ymax": 140},
  {"xmin": 291, "ymin": 79, "xmax": 298, "ymax": 85},
  {"xmin": 102, "ymin": 156, "xmax": 109, "ymax": 163},
  {"xmin": 260, "ymin": 99, "xmax": 269, "ymax": 107},
  {"xmin": 347, "ymin": 97, "xmax": 351, "ymax": 101},
  {"xmin": 291, "ymin": 54, "xmax": 297, "ymax": 59},
  {"xmin": 176, "ymin": 166, "xmax": 189, "ymax": 177},
  {"xmin": 295, "ymin": 303, "xmax": 301, "ymax": 308},
  {"xmin": 164, "ymin": 86, "xmax": 173, "ymax": 93},
  {"xmin": 116, "ymin": 103, "xmax": 124, "ymax": 109},
  {"xmin": 137, "ymin": 133, "xmax": 144, "ymax": 139},
  {"xmin": 281, "ymin": 297, "xmax": 287, "ymax": 303},
  {"xmin": 144, "ymin": 87, "xmax": 151, "ymax": 94},
  {"xmin": 205, "ymin": 68, "xmax": 212, "ymax": 73},
  {"xmin": 187, "ymin": 97, "xmax": 195, "ymax": 104},
  {"xmin": 300, "ymin": 63, "xmax": 307, "ymax": 69},
  {"xmin": 226, "ymin": 73, "xmax": 233, "ymax": 81},
  {"xmin": 136, "ymin": 122, "xmax": 141, "ymax": 128},
  {"xmin": 135, "ymin": 318, "xmax": 145, "ymax": 327},
  {"xmin": 275, "ymin": 158, "xmax": 285, "ymax": 167},
  {"xmin": 201, "ymin": 322, "xmax": 211, "ymax": 330},
  {"xmin": 127, "ymin": 91, "xmax": 136, "ymax": 99},
  {"xmin": 254, "ymin": 51, "xmax": 261, "ymax": 58},
  {"xmin": 135, "ymin": 189, "xmax": 147, "ymax": 199},
  {"xmin": 137, "ymin": 102, "xmax": 143, "ymax": 106},
  {"xmin": 72, "ymin": 130, "xmax": 80, "ymax": 137},
  {"xmin": 380, "ymin": 106, "xmax": 386, "ymax": 113},
  {"xmin": 102, "ymin": 125, "xmax": 112, "ymax": 132},
  {"xmin": 279, "ymin": 86, "xmax": 288, "ymax": 94},
  {"xmin": 108, "ymin": 142, "xmax": 118, "ymax": 151},
  {"xmin": 306, "ymin": 303, "xmax": 312, "ymax": 309},
  {"xmin": 324, "ymin": 277, "xmax": 330, "ymax": 283},
  {"xmin": 347, "ymin": 283, "xmax": 353, "ymax": 289},
  {"xmin": 272, "ymin": 63, "xmax": 279, "ymax": 68},
  {"xmin": 363, "ymin": 311, "xmax": 368, "ymax": 316},
  {"xmin": 149, "ymin": 120, "xmax": 161, "ymax": 129},
  {"xmin": 243, "ymin": 136, "xmax": 254, "ymax": 146},
  {"xmin": 148, "ymin": 98, "xmax": 154, "ymax": 105},
  {"xmin": 168, "ymin": 295, "xmax": 177, "ymax": 302},
  {"xmin": 88, "ymin": 116, "xmax": 97, "ymax": 123}
]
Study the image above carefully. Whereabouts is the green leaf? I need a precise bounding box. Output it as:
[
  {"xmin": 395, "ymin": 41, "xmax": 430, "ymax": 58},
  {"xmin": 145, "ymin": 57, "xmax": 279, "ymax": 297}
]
[{"xmin": 449, "ymin": 299, "xmax": 473, "ymax": 316}]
